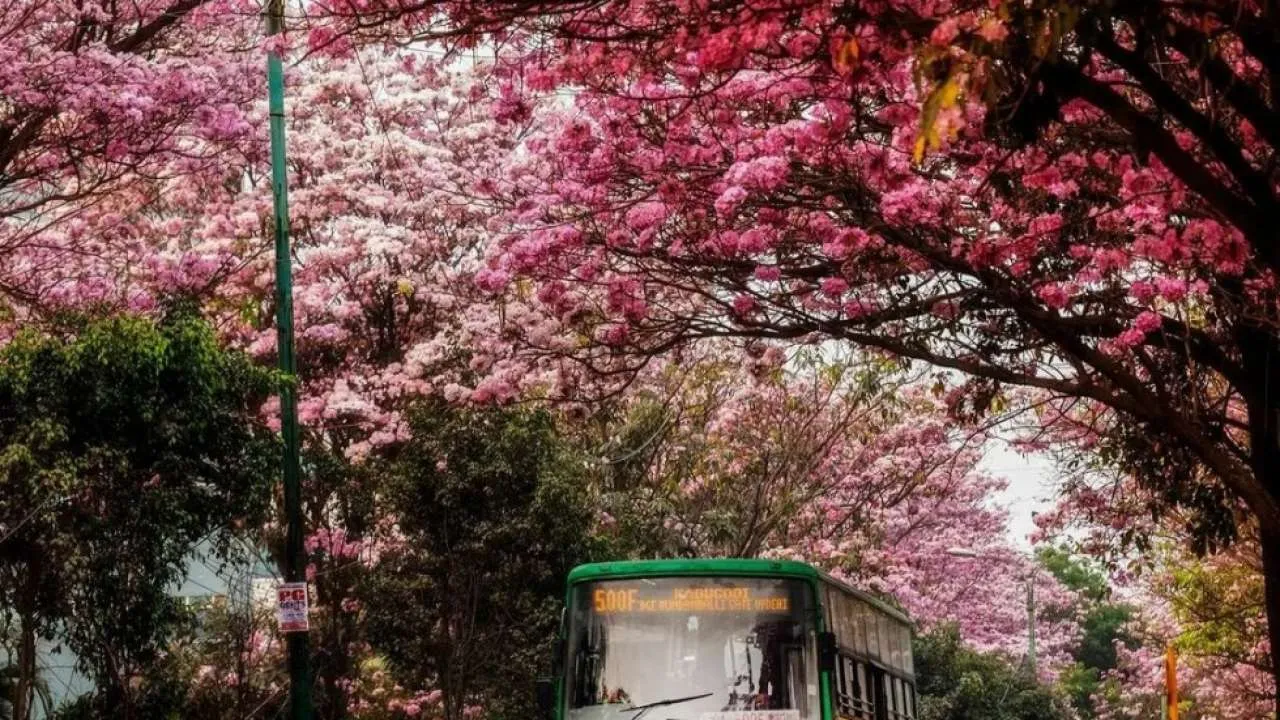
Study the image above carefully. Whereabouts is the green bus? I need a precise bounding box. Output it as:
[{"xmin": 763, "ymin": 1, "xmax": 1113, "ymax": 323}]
[{"xmin": 537, "ymin": 559, "xmax": 917, "ymax": 720}]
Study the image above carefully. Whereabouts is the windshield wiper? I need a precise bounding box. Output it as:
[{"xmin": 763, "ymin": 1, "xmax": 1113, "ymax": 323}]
[{"xmin": 622, "ymin": 692, "xmax": 713, "ymax": 720}]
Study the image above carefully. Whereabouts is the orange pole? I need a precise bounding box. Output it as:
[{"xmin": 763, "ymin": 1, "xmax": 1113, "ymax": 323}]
[{"xmin": 1165, "ymin": 644, "xmax": 1179, "ymax": 720}]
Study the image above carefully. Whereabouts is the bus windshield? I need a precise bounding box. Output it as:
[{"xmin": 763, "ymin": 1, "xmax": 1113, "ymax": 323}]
[{"xmin": 564, "ymin": 576, "xmax": 819, "ymax": 720}]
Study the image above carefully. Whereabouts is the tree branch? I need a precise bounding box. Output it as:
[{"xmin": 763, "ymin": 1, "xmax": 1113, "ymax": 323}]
[{"xmin": 1043, "ymin": 61, "xmax": 1272, "ymax": 268}]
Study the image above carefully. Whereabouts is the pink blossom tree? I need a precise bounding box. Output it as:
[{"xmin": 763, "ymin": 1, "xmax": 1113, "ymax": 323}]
[
  {"xmin": 14, "ymin": 0, "xmax": 1272, "ymax": 708},
  {"xmin": 294, "ymin": 1, "xmax": 1280, "ymax": 703},
  {"xmin": 589, "ymin": 347, "xmax": 1081, "ymax": 667},
  {"xmin": 1043, "ymin": 486, "xmax": 1275, "ymax": 717},
  {"xmin": 202, "ymin": 50, "xmax": 521, "ymax": 716},
  {"xmin": 0, "ymin": 0, "xmax": 263, "ymax": 318},
  {"xmin": 0, "ymin": 37, "xmax": 531, "ymax": 716}
]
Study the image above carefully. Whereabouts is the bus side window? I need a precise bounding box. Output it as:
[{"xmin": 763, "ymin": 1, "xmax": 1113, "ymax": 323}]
[
  {"xmin": 881, "ymin": 673, "xmax": 914, "ymax": 720},
  {"xmin": 834, "ymin": 654, "xmax": 874, "ymax": 720}
]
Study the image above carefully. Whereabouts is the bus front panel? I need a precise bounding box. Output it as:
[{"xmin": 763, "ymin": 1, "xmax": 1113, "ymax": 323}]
[{"xmin": 562, "ymin": 576, "xmax": 820, "ymax": 720}]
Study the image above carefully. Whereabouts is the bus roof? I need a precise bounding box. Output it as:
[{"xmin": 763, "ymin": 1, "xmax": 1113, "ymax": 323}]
[{"xmin": 567, "ymin": 558, "xmax": 912, "ymax": 626}]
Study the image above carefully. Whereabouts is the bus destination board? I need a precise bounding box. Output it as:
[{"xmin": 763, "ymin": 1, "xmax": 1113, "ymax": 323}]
[{"xmin": 592, "ymin": 585, "xmax": 791, "ymax": 614}]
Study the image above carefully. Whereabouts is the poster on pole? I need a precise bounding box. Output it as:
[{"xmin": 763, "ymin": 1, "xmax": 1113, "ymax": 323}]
[{"xmin": 276, "ymin": 582, "xmax": 309, "ymax": 633}]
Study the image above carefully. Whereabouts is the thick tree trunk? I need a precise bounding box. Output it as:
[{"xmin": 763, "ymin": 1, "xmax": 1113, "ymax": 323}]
[
  {"xmin": 1260, "ymin": 525, "xmax": 1280, "ymax": 719},
  {"xmin": 14, "ymin": 612, "xmax": 34, "ymax": 720},
  {"xmin": 14, "ymin": 553, "xmax": 41, "ymax": 720},
  {"xmin": 1245, "ymin": 434, "xmax": 1280, "ymax": 718},
  {"xmin": 1238, "ymin": 326, "xmax": 1280, "ymax": 716},
  {"xmin": 100, "ymin": 646, "xmax": 132, "ymax": 720},
  {"xmin": 1259, "ymin": 0, "xmax": 1280, "ymax": 708}
]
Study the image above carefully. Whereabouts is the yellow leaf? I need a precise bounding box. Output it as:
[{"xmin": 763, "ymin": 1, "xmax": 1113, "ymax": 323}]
[
  {"xmin": 514, "ymin": 277, "xmax": 533, "ymax": 300},
  {"xmin": 914, "ymin": 71, "xmax": 965, "ymax": 164},
  {"xmin": 990, "ymin": 393, "xmax": 1007, "ymax": 414},
  {"xmin": 913, "ymin": 135, "xmax": 927, "ymax": 164},
  {"xmin": 1032, "ymin": 17, "xmax": 1058, "ymax": 59},
  {"xmin": 937, "ymin": 75, "xmax": 961, "ymax": 109},
  {"xmin": 833, "ymin": 37, "xmax": 860, "ymax": 75}
]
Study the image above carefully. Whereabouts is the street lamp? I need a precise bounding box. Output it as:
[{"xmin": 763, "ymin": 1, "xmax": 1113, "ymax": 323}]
[{"xmin": 945, "ymin": 547, "xmax": 1038, "ymax": 675}]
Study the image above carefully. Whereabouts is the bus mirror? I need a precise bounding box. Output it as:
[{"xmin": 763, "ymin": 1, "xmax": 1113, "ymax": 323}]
[
  {"xmin": 818, "ymin": 631, "xmax": 837, "ymax": 673},
  {"xmin": 535, "ymin": 677, "xmax": 555, "ymax": 719}
]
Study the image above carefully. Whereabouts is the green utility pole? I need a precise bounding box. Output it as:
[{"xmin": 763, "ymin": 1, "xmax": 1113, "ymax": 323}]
[{"xmin": 265, "ymin": 1, "xmax": 313, "ymax": 719}]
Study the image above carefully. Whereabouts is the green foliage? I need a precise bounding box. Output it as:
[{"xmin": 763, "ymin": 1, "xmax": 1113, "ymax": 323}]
[
  {"xmin": 1037, "ymin": 546, "xmax": 1135, "ymax": 670},
  {"xmin": 1055, "ymin": 663, "xmax": 1101, "ymax": 720},
  {"xmin": 1036, "ymin": 547, "xmax": 1136, "ymax": 718},
  {"xmin": 0, "ymin": 306, "xmax": 278, "ymax": 715},
  {"xmin": 1167, "ymin": 551, "xmax": 1264, "ymax": 661},
  {"xmin": 914, "ymin": 625, "xmax": 1072, "ymax": 720},
  {"xmin": 53, "ymin": 595, "xmax": 287, "ymax": 720},
  {"xmin": 1036, "ymin": 547, "xmax": 1110, "ymax": 603},
  {"xmin": 359, "ymin": 398, "xmax": 607, "ymax": 720},
  {"xmin": 1076, "ymin": 603, "xmax": 1134, "ymax": 675}
]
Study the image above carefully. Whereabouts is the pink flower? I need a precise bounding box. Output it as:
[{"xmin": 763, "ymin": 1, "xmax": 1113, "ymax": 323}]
[
  {"xmin": 931, "ymin": 300, "xmax": 960, "ymax": 319},
  {"xmin": 307, "ymin": 27, "xmax": 336, "ymax": 52},
  {"xmin": 1134, "ymin": 311, "xmax": 1163, "ymax": 334},
  {"xmin": 976, "ymin": 18, "xmax": 1008, "ymax": 42},
  {"xmin": 724, "ymin": 156, "xmax": 789, "ymax": 191},
  {"xmin": 1037, "ymin": 283, "xmax": 1070, "ymax": 309},
  {"xmin": 754, "ymin": 265, "xmax": 781, "ymax": 282},
  {"xmin": 1129, "ymin": 280, "xmax": 1156, "ymax": 302},
  {"xmin": 714, "ymin": 186, "xmax": 749, "ymax": 216},
  {"xmin": 844, "ymin": 299, "xmax": 876, "ymax": 317},
  {"xmin": 1154, "ymin": 276, "xmax": 1187, "ymax": 302},
  {"xmin": 473, "ymin": 268, "xmax": 511, "ymax": 293},
  {"xmin": 1116, "ymin": 326, "xmax": 1146, "ymax": 345},
  {"xmin": 601, "ymin": 323, "xmax": 630, "ymax": 345},
  {"xmin": 820, "ymin": 277, "xmax": 849, "ymax": 297},
  {"xmin": 471, "ymin": 377, "xmax": 517, "ymax": 404},
  {"xmin": 930, "ymin": 18, "xmax": 961, "ymax": 46},
  {"xmin": 737, "ymin": 228, "xmax": 772, "ymax": 253},
  {"xmin": 625, "ymin": 201, "xmax": 668, "ymax": 230}
]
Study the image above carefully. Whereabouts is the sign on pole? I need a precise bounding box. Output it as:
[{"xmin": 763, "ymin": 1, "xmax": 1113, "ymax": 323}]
[{"xmin": 276, "ymin": 582, "xmax": 310, "ymax": 633}]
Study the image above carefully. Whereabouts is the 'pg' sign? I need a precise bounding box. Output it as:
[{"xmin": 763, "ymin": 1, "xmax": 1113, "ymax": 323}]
[{"xmin": 276, "ymin": 582, "xmax": 309, "ymax": 633}]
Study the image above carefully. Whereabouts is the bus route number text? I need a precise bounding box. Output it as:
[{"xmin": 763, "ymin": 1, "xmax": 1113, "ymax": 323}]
[{"xmin": 593, "ymin": 587, "xmax": 790, "ymax": 614}]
